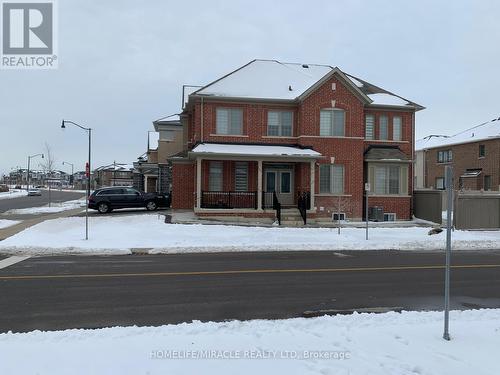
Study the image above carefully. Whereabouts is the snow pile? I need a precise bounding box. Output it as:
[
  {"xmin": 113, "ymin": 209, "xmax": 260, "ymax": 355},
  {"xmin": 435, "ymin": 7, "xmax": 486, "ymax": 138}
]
[
  {"xmin": 0, "ymin": 309, "xmax": 499, "ymax": 375},
  {"xmin": 0, "ymin": 219, "xmax": 20, "ymax": 229},
  {"xmin": 3, "ymin": 199, "xmax": 85, "ymax": 215},
  {"xmin": 0, "ymin": 214, "xmax": 498, "ymax": 255},
  {"xmin": 0, "ymin": 190, "xmax": 27, "ymax": 200}
]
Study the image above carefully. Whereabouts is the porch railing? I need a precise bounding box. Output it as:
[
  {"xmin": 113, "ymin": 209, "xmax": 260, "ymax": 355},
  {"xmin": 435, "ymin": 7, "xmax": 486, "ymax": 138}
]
[
  {"xmin": 201, "ymin": 191, "xmax": 258, "ymax": 209},
  {"xmin": 261, "ymin": 191, "xmax": 282, "ymax": 224},
  {"xmin": 297, "ymin": 191, "xmax": 311, "ymax": 225}
]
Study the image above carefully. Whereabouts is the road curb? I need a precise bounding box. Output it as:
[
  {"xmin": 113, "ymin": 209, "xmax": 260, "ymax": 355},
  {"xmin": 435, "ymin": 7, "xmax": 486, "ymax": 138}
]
[{"xmin": 303, "ymin": 306, "xmax": 403, "ymax": 318}]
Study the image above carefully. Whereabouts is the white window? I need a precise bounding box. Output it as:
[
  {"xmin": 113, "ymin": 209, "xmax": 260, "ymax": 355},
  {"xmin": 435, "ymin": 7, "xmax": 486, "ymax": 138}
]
[
  {"xmin": 436, "ymin": 177, "xmax": 445, "ymax": 190},
  {"xmin": 209, "ymin": 161, "xmax": 223, "ymax": 191},
  {"xmin": 383, "ymin": 213, "xmax": 396, "ymax": 221},
  {"xmin": 267, "ymin": 111, "xmax": 293, "ymax": 136},
  {"xmin": 365, "ymin": 114, "xmax": 374, "ymax": 140},
  {"xmin": 393, "ymin": 116, "xmax": 402, "ymax": 141},
  {"xmin": 320, "ymin": 109, "xmax": 345, "ymax": 137},
  {"xmin": 437, "ymin": 150, "xmax": 452, "ymax": 163},
  {"xmin": 371, "ymin": 165, "xmax": 408, "ymax": 195},
  {"xmin": 216, "ymin": 108, "xmax": 243, "ymax": 135},
  {"xmin": 379, "ymin": 115, "xmax": 388, "ymax": 140},
  {"xmin": 319, "ymin": 164, "xmax": 344, "ymax": 194},
  {"xmin": 234, "ymin": 162, "xmax": 248, "ymax": 192}
]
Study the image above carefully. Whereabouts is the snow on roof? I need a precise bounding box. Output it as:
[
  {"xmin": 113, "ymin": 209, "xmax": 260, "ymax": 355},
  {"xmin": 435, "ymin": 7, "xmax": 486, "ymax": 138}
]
[
  {"xmin": 95, "ymin": 163, "xmax": 134, "ymax": 172},
  {"xmin": 192, "ymin": 59, "xmax": 421, "ymax": 109},
  {"xmin": 416, "ymin": 118, "xmax": 500, "ymax": 150},
  {"xmin": 367, "ymin": 93, "xmax": 410, "ymax": 106},
  {"xmin": 190, "ymin": 143, "xmax": 322, "ymax": 158},
  {"xmin": 148, "ymin": 132, "xmax": 159, "ymax": 150},
  {"xmin": 154, "ymin": 114, "xmax": 180, "ymax": 123}
]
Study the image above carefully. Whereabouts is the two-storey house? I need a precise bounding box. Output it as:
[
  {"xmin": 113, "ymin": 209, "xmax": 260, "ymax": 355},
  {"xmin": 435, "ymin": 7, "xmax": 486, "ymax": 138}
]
[{"xmin": 170, "ymin": 60, "xmax": 424, "ymax": 222}]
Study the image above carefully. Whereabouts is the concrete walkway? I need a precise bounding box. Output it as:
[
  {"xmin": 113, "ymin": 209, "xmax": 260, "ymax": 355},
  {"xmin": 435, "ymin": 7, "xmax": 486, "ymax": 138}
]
[{"xmin": 0, "ymin": 207, "xmax": 84, "ymax": 241}]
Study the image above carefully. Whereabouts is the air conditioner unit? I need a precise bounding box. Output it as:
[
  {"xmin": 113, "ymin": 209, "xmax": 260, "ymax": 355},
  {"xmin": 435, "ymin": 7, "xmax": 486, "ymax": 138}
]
[{"xmin": 368, "ymin": 206, "xmax": 384, "ymax": 222}]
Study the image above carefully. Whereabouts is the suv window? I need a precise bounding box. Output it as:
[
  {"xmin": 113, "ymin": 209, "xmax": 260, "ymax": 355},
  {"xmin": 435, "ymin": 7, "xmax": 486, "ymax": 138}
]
[
  {"xmin": 124, "ymin": 188, "xmax": 140, "ymax": 195},
  {"xmin": 97, "ymin": 188, "xmax": 124, "ymax": 195}
]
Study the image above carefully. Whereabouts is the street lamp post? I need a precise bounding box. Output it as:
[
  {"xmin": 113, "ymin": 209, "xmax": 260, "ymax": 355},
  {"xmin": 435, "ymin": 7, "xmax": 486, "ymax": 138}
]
[
  {"xmin": 27, "ymin": 153, "xmax": 44, "ymax": 191},
  {"xmin": 61, "ymin": 120, "xmax": 92, "ymax": 240},
  {"xmin": 62, "ymin": 161, "xmax": 74, "ymax": 188}
]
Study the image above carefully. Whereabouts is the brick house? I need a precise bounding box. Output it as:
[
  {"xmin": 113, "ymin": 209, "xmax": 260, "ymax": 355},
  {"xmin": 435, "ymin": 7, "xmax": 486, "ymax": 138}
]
[
  {"xmin": 94, "ymin": 163, "xmax": 134, "ymax": 188},
  {"xmin": 170, "ymin": 60, "xmax": 423, "ymax": 222},
  {"xmin": 415, "ymin": 118, "xmax": 500, "ymax": 191}
]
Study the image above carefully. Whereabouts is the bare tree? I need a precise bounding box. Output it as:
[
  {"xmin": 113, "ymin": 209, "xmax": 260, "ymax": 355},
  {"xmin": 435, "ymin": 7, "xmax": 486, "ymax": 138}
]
[{"xmin": 40, "ymin": 143, "xmax": 56, "ymax": 207}]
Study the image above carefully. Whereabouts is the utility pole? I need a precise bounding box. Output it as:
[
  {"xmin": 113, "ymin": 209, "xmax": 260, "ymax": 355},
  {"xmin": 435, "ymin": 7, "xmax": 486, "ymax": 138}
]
[
  {"xmin": 443, "ymin": 165, "xmax": 453, "ymax": 341},
  {"xmin": 365, "ymin": 183, "xmax": 370, "ymax": 240}
]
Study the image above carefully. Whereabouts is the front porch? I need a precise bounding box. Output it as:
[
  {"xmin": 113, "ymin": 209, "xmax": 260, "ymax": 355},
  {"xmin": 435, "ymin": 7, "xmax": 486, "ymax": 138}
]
[{"xmin": 189, "ymin": 143, "xmax": 322, "ymax": 215}]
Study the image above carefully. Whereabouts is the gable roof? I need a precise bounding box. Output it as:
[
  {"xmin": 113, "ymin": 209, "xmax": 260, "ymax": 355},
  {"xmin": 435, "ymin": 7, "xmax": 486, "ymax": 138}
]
[
  {"xmin": 416, "ymin": 117, "xmax": 500, "ymax": 151},
  {"xmin": 191, "ymin": 59, "xmax": 423, "ymax": 110}
]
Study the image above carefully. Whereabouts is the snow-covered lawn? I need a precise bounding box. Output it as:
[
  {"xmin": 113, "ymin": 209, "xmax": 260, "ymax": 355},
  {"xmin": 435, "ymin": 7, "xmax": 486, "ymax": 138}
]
[
  {"xmin": 0, "ymin": 189, "xmax": 27, "ymax": 200},
  {"xmin": 2, "ymin": 199, "xmax": 85, "ymax": 215},
  {"xmin": 0, "ymin": 219, "xmax": 20, "ymax": 229},
  {"xmin": 1, "ymin": 309, "xmax": 499, "ymax": 375},
  {"xmin": 0, "ymin": 214, "xmax": 498, "ymax": 255}
]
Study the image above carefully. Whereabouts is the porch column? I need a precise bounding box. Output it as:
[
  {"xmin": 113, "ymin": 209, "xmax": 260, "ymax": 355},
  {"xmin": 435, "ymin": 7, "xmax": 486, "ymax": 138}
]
[
  {"xmin": 196, "ymin": 157, "xmax": 202, "ymax": 209},
  {"xmin": 310, "ymin": 160, "xmax": 315, "ymax": 210},
  {"xmin": 257, "ymin": 160, "xmax": 263, "ymax": 210}
]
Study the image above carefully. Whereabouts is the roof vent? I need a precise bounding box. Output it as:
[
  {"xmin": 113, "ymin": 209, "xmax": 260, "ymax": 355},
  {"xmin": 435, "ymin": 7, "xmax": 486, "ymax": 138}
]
[
  {"xmin": 288, "ymin": 85, "xmax": 293, "ymax": 91},
  {"xmin": 302, "ymin": 64, "xmax": 309, "ymax": 68}
]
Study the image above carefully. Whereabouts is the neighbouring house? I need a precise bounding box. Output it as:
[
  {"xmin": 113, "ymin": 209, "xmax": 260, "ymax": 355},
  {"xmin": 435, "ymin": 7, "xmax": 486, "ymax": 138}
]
[
  {"xmin": 6, "ymin": 169, "xmax": 69, "ymax": 188},
  {"xmin": 415, "ymin": 118, "xmax": 500, "ymax": 191},
  {"xmin": 94, "ymin": 163, "xmax": 134, "ymax": 188},
  {"xmin": 133, "ymin": 115, "xmax": 184, "ymax": 193},
  {"xmin": 169, "ymin": 59, "xmax": 424, "ymax": 222}
]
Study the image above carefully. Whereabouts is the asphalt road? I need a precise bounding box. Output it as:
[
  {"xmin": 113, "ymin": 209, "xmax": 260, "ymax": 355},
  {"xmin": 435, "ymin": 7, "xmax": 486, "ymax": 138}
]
[
  {"xmin": 0, "ymin": 190, "xmax": 85, "ymax": 214},
  {"xmin": 1, "ymin": 250, "xmax": 500, "ymax": 332}
]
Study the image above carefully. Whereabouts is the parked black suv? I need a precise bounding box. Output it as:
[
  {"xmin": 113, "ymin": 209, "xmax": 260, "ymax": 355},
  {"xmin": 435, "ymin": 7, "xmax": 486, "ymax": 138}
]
[{"xmin": 88, "ymin": 187, "xmax": 170, "ymax": 214}]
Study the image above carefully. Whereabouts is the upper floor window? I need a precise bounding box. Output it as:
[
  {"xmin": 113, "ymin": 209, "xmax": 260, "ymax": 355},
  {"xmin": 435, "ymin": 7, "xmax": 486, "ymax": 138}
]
[
  {"xmin": 216, "ymin": 108, "xmax": 243, "ymax": 135},
  {"xmin": 268, "ymin": 111, "xmax": 293, "ymax": 137},
  {"xmin": 479, "ymin": 144, "xmax": 486, "ymax": 158},
  {"xmin": 365, "ymin": 115, "xmax": 375, "ymax": 140},
  {"xmin": 319, "ymin": 164, "xmax": 344, "ymax": 194},
  {"xmin": 320, "ymin": 109, "xmax": 345, "ymax": 137},
  {"xmin": 437, "ymin": 150, "xmax": 452, "ymax": 163},
  {"xmin": 379, "ymin": 115, "xmax": 388, "ymax": 140},
  {"xmin": 393, "ymin": 116, "xmax": 402, "ymax": 141}
]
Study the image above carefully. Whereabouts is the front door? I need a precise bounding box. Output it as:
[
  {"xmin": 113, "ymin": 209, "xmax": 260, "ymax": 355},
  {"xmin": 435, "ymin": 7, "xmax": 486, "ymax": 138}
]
[{"xmin": 265, "ymin": 169, "xmax": 293, "ymax": 206}]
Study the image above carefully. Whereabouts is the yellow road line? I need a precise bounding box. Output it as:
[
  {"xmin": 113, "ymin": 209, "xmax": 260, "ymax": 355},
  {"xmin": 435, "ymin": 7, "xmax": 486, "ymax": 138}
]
[{"xmin": 1, "ymin": 264, "xmax": 500, "ymax": 280}]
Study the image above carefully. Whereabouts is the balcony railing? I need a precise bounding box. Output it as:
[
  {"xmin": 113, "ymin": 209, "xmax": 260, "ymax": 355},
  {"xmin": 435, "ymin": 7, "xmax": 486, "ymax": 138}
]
[{"xmin": 201, "ymin": 191, "xmax": 258, "ymax": 209}]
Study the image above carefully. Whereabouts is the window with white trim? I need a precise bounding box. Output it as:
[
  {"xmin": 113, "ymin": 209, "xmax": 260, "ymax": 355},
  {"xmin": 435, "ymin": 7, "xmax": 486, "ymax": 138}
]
[
  {"xmin": 437, "ymin": 150, "xmax": 452, "ymax": 163},
  {"xmin": 369, "ymin": 164, "xmax": 408, "ymax": 195},
  {"xmin": 234, "ymin": 162, "xmax": 248, "ymax": 192},
  {"xmin": 332, "ymin": 213, "xmax": 346, "ymax": 221},
  {"xmin": 393, "ymin": 116, "xmax": 402, "ymax": 141},
  {"xmin": 436, "ymin": 177, "xmax": 445, "ymax": 190},
  {"xmin": 379, "ymin": 115, "xmax": 388, "ymax": 140},
  {"xmin": 383, "ymin": 213, "xmax": 396, "ymax": 221},
  {"xmin": 365, "ymin": 114, "xmax": 374, "ymax": 140},
  {"xmin": 267, "ymin": 111, "xmax": 293, "ymax": 136},
  {"xmin": 319, "ymin": 164, "xmax": 344, "ymax": 194},
  {"xmin": 320, "ymin": 109, "xmax": 345, "ymax": 137},
  {"xmin": 208, "ymin": 161, "xmax": 223, "ymax": 191},
  {"xmin": 216, "ymin": 108, "xmax": 243, "ymax": 135}
]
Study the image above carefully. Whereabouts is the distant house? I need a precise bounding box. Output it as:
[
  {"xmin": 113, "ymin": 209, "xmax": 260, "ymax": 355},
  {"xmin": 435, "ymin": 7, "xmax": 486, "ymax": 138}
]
[
  {"xmin": 415, "ymin": 118, "xmax": 500, "ymax": 191},
  {"xmin": 169, "ymin": 59, "xmax": 424, "ymax": 221},
  {"xmin": 133, "ymin": 115, "xmax": 184, "ymax": 193},
  {"xmin": 94, "ymin": 163, "xmax": 134, "ymax": 188}
]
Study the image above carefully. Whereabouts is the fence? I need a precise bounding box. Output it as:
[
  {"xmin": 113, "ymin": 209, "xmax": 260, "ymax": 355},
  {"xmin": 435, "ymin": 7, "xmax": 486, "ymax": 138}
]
[
  {"xmin": 454, "ymin": 192, "xmax": 500, "ymax": 230},
  {"xmin": 413, "ymin": 189, "xmax": 443, "ymax": 224}
]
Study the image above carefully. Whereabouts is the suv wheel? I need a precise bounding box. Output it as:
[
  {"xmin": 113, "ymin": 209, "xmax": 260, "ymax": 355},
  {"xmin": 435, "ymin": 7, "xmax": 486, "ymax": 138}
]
[
  {"xmin": 146, "ymin": 201, "xmax": 158, "ymax": 211},
  {"xmin": 98, "ymin": 202, "xmax": 111, "ymax": 214}
]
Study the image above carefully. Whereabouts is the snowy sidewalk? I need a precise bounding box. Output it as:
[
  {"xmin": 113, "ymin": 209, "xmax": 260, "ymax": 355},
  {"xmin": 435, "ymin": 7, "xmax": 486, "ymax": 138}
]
[
  {"xmin": 1, "ymin": 309, "xmax": 499, "ymax": 375},
  {"xmin": 0, "ymin": 214, "xmax": 499, "ymax": 255}
]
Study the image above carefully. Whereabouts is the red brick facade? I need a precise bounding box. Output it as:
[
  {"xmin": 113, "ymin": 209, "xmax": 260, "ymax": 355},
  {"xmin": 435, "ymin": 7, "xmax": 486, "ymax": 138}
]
[
  {"xmin": 172, "ymin": 72, "xmax": 417, "ymax": 221},
  {"xmin": 423, "ymin": 139, "xmax": 500, "ymax": 191}
]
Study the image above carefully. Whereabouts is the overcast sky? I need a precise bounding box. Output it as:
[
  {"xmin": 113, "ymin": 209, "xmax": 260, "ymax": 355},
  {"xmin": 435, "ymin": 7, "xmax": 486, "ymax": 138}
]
[{"xmin": 1, "ymin": 0, "xmax": 499, "ymax": 175}]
